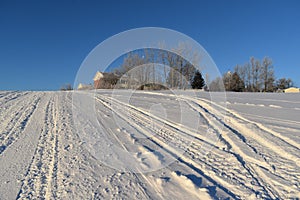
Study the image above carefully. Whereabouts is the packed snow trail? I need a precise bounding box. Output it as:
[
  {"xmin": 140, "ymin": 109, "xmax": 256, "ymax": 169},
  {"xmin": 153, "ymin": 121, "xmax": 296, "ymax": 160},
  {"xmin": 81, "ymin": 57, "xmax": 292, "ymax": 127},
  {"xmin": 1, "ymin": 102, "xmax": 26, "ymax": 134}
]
[
  {"xmin": 94, "ymin": 91, "xmax": 300, "ymax": 199},
  {"xmin": 0, "ymin": 91, "xmax": 299, "ymax": 199},
  {"xmin": 95, "ymin": 93, "xmax": 299, "ymax": 199},
  {"xmin": 0, "ymin": 92, "xmax": 47, "ymax": 199}
]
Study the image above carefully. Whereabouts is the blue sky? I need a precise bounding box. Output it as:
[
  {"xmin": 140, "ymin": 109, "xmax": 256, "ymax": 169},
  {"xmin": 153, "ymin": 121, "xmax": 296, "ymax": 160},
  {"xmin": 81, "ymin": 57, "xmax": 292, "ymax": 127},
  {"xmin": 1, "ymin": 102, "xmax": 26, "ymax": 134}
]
[{"xmin": 0, "ymin": 0, "xmax": 299, "ymax": 90}]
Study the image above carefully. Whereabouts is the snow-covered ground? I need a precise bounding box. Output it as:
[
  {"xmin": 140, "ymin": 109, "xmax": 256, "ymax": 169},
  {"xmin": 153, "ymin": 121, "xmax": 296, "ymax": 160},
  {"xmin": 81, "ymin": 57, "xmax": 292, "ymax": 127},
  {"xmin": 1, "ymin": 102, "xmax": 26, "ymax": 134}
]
[{"xmin": 0, "ymin": 90, "xmax": 299, "ymax": 199}]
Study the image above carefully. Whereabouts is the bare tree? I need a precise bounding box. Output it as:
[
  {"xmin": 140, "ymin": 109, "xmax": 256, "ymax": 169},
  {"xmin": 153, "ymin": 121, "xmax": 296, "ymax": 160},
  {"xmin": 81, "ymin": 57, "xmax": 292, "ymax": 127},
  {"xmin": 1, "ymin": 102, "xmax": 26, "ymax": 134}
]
[
  {"xmin": 261, "ymin": 57, "xmax": 275, "ymax": 92},
  {"xmin": 166, "ymin": 50, "xmax": 176, "ymax": 88},
  {"xmin": 276, "ymin": 78, "xmax": 293, "ymax": 90},
  {"xmin": 115, "ymin": 42, "xmax": 203, "ymax": 90},
  {"xmin": 209, "ymin": 77, "xmax": 224, "ymax": 91},
  {"xmin": 242, "ymin": 62, "xmax": 252, "ymax": 91},
  {"xmin": 60, "ymin": 83, "xmax": 73, "ymax": 91},
  {"xmin": 222, "ymin": 56, "xmax": 293, "ymax": 93},
  {"xmin": 158, "ymin": 46, "xmax": 168, "ymax": 83}
]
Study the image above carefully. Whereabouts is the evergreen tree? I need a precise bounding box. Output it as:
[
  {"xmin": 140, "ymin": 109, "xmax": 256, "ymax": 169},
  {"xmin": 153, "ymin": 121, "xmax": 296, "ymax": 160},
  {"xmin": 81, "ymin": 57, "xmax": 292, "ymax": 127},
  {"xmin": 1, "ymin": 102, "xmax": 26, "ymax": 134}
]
[
  {"xmin": 222, "ymin": 71, "xmax": 245, "ymax": 92},
  {"xmin": 230, "ymin": 72, "xmax": 245, "ymax": 92},
  {"xmin": 191, "ymin": 70, "xmax": 205, "ymax": 89}
]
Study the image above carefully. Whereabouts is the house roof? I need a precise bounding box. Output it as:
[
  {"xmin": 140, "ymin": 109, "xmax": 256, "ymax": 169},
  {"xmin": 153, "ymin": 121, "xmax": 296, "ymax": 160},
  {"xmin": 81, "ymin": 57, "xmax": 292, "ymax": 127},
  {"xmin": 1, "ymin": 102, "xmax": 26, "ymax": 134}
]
[{"xmin": 93, "ymin": 71, "xmax": 104, "ymax": 81}]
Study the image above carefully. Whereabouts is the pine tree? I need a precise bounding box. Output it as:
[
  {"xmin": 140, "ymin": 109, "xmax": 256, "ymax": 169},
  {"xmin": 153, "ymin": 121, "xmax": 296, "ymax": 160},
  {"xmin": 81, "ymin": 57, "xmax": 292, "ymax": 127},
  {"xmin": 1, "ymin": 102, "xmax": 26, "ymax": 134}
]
[
  {"xmin": 230, "ymin": 72, "xmax": 245, "ymax": 92},
  {"xmin": 191, "ymin": 70, "xmax": 205, "ymax": 89}
]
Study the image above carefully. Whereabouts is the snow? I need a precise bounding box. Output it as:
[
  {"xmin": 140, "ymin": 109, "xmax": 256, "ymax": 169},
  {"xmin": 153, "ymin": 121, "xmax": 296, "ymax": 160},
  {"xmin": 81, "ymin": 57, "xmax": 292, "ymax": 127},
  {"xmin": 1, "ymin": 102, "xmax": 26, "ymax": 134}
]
[{"xmin": 0, "ymin": 90, "xmax": 299, "ymax": 199}]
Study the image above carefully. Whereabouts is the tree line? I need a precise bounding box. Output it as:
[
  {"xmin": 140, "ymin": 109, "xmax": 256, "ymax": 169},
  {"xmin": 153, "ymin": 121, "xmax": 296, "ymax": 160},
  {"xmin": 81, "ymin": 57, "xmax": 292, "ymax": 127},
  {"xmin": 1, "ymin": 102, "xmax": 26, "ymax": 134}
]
[
  {"xmin": 209, "ymin": 57, "xmax": 294, "ymax": 92},
  {"xmin": 79, "ymin": 44, "xmax": 292, "ymax": 92},
  {"xmin": 112, "ymin": 45, "xmax": 205, "ymax": 90}
]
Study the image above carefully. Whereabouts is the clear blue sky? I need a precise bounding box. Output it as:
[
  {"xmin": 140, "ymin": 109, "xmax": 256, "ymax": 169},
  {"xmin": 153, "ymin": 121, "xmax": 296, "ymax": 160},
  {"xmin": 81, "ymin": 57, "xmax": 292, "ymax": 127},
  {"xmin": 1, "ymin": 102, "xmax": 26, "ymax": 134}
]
[{"xmin": 0, "ymin": 0, "xmax": 299, "ymax": 90}]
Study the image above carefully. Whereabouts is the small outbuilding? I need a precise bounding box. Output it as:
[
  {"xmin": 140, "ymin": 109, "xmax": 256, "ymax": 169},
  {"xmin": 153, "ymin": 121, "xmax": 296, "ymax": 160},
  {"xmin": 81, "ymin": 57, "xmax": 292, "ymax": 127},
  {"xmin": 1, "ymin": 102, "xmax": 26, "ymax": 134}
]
[{"xmin": 284, "ymin": 87, "xmax": 300, "ymax": 93}]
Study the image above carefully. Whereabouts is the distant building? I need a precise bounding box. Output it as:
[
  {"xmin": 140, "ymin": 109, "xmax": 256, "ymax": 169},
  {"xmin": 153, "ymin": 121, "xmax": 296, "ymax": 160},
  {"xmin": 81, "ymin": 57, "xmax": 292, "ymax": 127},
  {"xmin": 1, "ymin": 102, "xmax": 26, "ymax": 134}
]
[
  {"xmin": 77, "ymin": 83, "xmax": 93, "ymax": 90},
  {"xmin": 284, "ymin": 87, "xmax": 300, "ymax": 93},
  {"xmin": 93, "ymin": 71, "xmax": 104, "ymax": 89}
]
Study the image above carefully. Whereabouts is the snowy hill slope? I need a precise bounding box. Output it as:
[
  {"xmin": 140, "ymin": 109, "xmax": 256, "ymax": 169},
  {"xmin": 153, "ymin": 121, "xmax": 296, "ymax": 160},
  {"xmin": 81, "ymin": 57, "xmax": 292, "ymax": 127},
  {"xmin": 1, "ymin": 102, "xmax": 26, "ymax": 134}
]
[{"xmin": 0, "ymin": 91, "xmax": 299, "ymax": 199}]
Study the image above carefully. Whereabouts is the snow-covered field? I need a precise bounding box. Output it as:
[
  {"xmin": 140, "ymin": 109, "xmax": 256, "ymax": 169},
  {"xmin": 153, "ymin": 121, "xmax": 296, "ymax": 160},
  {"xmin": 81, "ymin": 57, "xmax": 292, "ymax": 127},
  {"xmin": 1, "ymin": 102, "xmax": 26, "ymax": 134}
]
[{"xmin": 0, "ymin": 90, "xmax": 299, "ymax": 199}]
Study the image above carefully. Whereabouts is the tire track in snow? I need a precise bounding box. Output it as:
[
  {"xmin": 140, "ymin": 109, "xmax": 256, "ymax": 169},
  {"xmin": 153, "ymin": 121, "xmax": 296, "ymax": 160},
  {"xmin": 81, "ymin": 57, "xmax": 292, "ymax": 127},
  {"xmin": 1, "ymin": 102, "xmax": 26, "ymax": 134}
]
[
  {"xmin": 192, "ymin": 98, "xmax": 300, "ymax": 179},
  {"xmin": 0, "ymin": 91, "xmax": 10, "ymax": 97},
  {"xmin": 96, "ymin": 95, "xmax": 247, "ymax": 199},
  {"xmin": 183, "ymin": 99, "xmax": 280, "ymax": 199},
  {"xmin": 94, "ymin": 107, "xmax": 162, "ymax": 199},
  {"xmin": 45, "ymin": 93, "xmax": 59, "ymax": 199},
  {"xmin": 95, "ymin": 97, "xmax": 230, "ymax": 199},
  {"xmin": 96, "ymin": 93, "xmax": 300, "ymax": 199},
  {"xmin": 63, "ymin": 92, "xmax": 152, "ymax": 199},
  {"xmin": 1, "ymin": 91, "xmax": 295, "ymax": 199},
  {"xmin": 0, "ymin": 92, "xmax": 32, "ymax": 130},
  {"xmin": 0, "ymin": 91, "xmax": 28, "ymax": 107},
  {"xmin": 136, "ymin": 91, "xmax": 300, "ymax": 153},
  {"xmin": 154, "ymin": 93, "xmax": 298, "ymax": 199},
  {"xmin": 134, "ymin": 92, "xmax": 300, "ymax": 198},
  {"xmin": 145, "ymin": 92, "xmax": 296, "ymax": 198},
  {"xmin": 69, "ymin": 92, "xmax": 155, "ymax": 199},
  {"xmin": 0, "ymin": 92, "xmax": 49, "ymax": 199},
  {"xmin": 0, "ymin": 91, "xmax": 16, "ymax": 101},
  {"xmin": 189, "ymin": 97, "xmax": 300, "ymax": 198},
  {"xmin": 198, "ymin": 97, "xmax": 300, "ymax": 153},
  {"xmin": 0, "ymin": 93, "xmax": 41, "ymax": 155},
  {"xmin": 17, "ymin": 95, "xmax": 59, "ymax": 199}
]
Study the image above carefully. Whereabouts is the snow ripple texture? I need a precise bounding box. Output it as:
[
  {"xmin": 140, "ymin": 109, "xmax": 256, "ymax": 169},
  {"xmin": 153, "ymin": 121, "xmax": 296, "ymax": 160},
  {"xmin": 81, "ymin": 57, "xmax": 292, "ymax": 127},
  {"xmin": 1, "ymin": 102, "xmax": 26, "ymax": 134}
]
[{"xmin": 0, "ymin": 90, "xmax": 299, "ymax": 199}]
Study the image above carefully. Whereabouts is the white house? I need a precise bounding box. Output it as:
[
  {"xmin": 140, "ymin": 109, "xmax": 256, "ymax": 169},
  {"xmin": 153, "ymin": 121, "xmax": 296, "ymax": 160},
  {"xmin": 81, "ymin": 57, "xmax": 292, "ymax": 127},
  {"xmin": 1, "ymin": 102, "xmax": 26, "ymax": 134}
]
[{"xmin": 284, "ymin": 87, "xmax": 300, "ymax": 93}]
